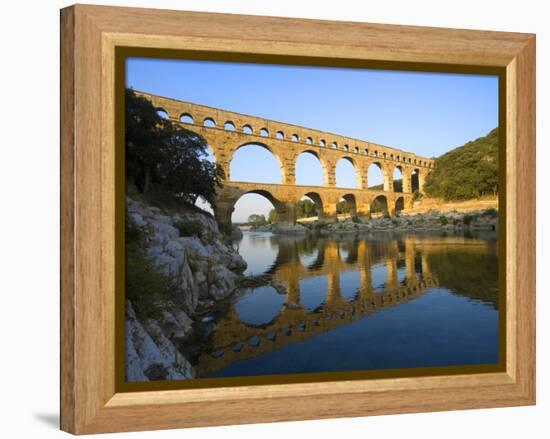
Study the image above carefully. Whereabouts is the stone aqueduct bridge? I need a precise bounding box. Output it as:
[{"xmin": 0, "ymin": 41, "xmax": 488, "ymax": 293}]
[{"xmin": 135, "ymin": 91, "xmax": 435, "ymax": 227}]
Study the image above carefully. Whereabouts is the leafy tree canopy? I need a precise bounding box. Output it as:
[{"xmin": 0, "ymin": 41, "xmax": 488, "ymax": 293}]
[
  {"xmin": 125, "ymin": 88, "xmax": 224, "ymax": 207},
  {"xmin": 336, "ymin": 200, "xmax": 351, "ymax": 214},
  {"xmin": 424, "ymin": 128, "xmax": 498, "ymax": 201},
  {"xmin": 296, "ymin": 199, "xmax": 317, "ymax": 218},
  {"xmin": 248, "ymin": 214, "xmax": 268, "ymax": 226}
]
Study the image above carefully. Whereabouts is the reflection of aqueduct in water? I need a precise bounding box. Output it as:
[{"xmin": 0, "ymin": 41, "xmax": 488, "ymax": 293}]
[
  {"xmin": 135, "ymin": 91, "xmax": 435, "ymax": 229},
  {"xmin": 192, "ymin": 237, "xmax": 442, "ymax": 376}
]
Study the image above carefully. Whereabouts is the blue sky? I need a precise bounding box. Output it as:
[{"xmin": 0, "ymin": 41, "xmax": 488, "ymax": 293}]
[{"xmin": 126, "ymin": 58, "xmax": 498, "ymax": 222}]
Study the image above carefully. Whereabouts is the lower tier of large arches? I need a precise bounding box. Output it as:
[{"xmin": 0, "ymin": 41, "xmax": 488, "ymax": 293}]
[{"xmin": 214, "ymin": 181, "xmax": 412, "ymax": 232}]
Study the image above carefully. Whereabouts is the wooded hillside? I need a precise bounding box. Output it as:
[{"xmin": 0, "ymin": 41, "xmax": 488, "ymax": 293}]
[{"xmin": 423, "ymin": 128, "xmax": 498, "ymax": 201}]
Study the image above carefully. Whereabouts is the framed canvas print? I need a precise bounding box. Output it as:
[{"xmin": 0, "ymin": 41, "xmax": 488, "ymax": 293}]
[{"xmin": 60, "ymin": 4, "xmax": 536, "ymax": 435}]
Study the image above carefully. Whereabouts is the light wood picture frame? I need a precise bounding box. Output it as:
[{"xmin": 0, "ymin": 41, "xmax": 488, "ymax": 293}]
[{"xmin": 60, "ymin": 4, "xmax": 536, "ymax": 434}]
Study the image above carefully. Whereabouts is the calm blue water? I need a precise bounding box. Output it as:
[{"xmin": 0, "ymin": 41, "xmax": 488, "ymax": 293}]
[
  {"xmin": 299, "ymin": 276, "xmax": 328, "ymax": 311},
  {"xmin": 235, "ymin": 286, "xmax": 285, "ymax": 326},
  {"xmin": 209, "ymin": 289, "xmax": 498, "ymax": 376},
  {"xmin": 193, "ymin": 232, "xmax": 499, "ymax": 378}
]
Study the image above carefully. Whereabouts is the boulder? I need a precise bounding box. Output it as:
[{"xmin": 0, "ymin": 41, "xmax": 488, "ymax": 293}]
[
  {"xmin": 128, "ymin": 211, "xmax": 147, "ymax": 227},
  {"xmin": 207, "ymin": 264, "xmax": 239, "ymax": 299},
  {"xmin": 272, "ymin": 222, "xmax": 308, "ymax": 234},
  {"xmin": 150, "ymin": 221, "xmax": 179, "ymax": 245},
  {"xmin": 231, "ymin": 226, "xmax": 244, "ymax": 239},
  {"xmin": 125, "ymin": 302, "xmax": 194, "ymax": 382},
  {"xmin": 126, "ymin": 197, "xmax": 247, "ymax": 312}
]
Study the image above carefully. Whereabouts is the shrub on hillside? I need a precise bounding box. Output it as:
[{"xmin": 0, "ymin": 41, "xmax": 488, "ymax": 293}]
[
  {"xmin": 423, "ymin": 128, "xmax": 499, "ymax": 201},
  {"xmin": 174, "ymin": 219, "xmax": 202, "ymax": 237}
]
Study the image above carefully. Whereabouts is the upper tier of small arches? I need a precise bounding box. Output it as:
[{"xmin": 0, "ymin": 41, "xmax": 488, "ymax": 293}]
[{"xmin": 143, "ymin": 91, "xmax": 434, "ymax": 169}]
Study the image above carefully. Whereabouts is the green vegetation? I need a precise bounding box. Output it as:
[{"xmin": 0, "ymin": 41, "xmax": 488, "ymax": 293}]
[
  {"xmin": 370, "ymin": 198, "xmax": 386, "ymax": 214},
  {"xmin": 268, "ymin": 209, "xmax": 278, "ymax": 224},
  {"xmin": 125, "ymin": 215, "xmax": 175, "ymax": 320},
  {"xmin": 248, "ymin": 214, "xmax": 268, "ymax": 226},
  {"xmin": 125, "ymin": 88, "xmax": 224, "ymax": 207},
  {"xmin": 174, "ymin": 219, "xmax": 202, "ymax": 237},
  {"xmin": 125, "ymin": 88, "xmax": 225, "ymax": 317},
  {"xmin": 424, "ymin": 128, "xmax": 499, "ymax": 201},
  {"xmin": 296, "ymin": 199, "xmax": 317, "ymax": 218},
  {"xmin": 368, "ymin": 183, "xmax": 383, "ymax": 191},
  {"xmin": 412, "ymin": 189, "xmax": 422, "ymax": 201},
  {"xmin": 439, "ymin": 216, "xmax": 448, "ymax": 225},
  {"xmin": 336, "ymin": 200, "xmax": 351, "ymax": 214},
  {"xmin": 267, "ymin": 199, "xmax": 317, "ymax": 224},
  {"xmin": 369, "ymin": 179, "xmax": 402, "ymax": 192}
]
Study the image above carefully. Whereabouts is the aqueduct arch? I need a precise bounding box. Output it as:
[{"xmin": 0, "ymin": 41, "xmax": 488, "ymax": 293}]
[
  {"xmin": 302, "ymin": 192, "xmax": 325, "ymax": 219},
  {"xmin": 371, "ymin": 195, "xmax": 389, "ymax": 216},
  {"xmin": 340, "ymin": 193, "xmax": 358, "ymax": 216},
  {"xmin": 135, "ymin": 91, "xmax": 435, "ymax": 230},
  {"xmin": 230, "ymin": 142, "xmax": 284, "ymax": 184},
  {"xmin": 335, "ymin": 157, "xmax": 361, "ymax": 189},
  {"xmin": 295, "ymin": 150, "xmax": 327, "ymax": 186},
  {"xmin": 395, "ymin": 196, "xmax": 405, "ymax": 215}
]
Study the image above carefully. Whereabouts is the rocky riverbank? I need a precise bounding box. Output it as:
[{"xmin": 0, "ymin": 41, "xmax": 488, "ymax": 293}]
[
  {"xmin": 315, "ymin": 209, "xmax": 498, "ymax": 235},
  {"xmin": 247, "ymin": 208, "xmax": 498, "ymax": 235},
  {"xmin": 125, "ymin": 197, "xmax": 247, "ymax": 382},
  {"xmin": 249, "ymin": 222, "xmax": 308, "ymax": 234}
]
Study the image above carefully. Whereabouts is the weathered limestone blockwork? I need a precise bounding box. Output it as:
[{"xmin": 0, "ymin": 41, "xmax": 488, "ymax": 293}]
[{"xmin": 135, "ymin": 91, "xmax": 434, "ymax": 229}]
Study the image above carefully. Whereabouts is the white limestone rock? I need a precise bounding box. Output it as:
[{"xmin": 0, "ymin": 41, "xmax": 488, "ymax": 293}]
[
  {"xmin": 207, "ymin": 264, "xmax": 239, "ymax": 299},
  {"xmin": 162, "ymin": 308, "xmax": 194, "ymax": 340},
  {"xmin": 126, "ymin": 197, "xmax": 247, "ymax": 312},
  {"xmin": 125, "ymin": 301, "xmax": 194, "ymax": 382}
]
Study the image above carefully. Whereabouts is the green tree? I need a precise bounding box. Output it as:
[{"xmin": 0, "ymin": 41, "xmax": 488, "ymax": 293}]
[
  {"xmin": 371, "ymin": 198, "xmax": 386, "ymax": 213},
  {"xmin": 125, "ymin": 88, "xmax": 224, "ymax": 206},
  {"xmin": 336, "ymin": 200, "xmax": 351, "ymax": 214},
  {"xmin": 423, "ymin": 128, "xmax": 499, "ymax": 201},
  {"xmin": 296, "ymin": 199, "xmax": 317, "ymax": 218},
  {"xmin": 248, "ymin": 214, "xmax": 267, "ymax": 226}
]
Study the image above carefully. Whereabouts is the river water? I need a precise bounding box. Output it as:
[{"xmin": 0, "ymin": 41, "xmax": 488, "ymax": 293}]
[{"xmin": 186, "ymin": 231, "xmax": 499, "ymax": 378}]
